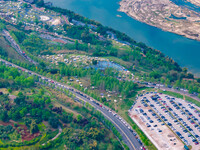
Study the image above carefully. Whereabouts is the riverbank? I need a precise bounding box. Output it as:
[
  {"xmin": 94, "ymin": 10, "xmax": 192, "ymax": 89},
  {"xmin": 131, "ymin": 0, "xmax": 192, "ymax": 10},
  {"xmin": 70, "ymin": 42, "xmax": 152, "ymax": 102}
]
[
  {"xmin": 187, "ymin": 0, "xmax": 200, "ymax": 7},
  {"xmin": 44, "ymin": 0, "xmax": 200, "ymax": 76},
  {"xmin": 119, "ymin": 0, "xmax": 200, "ymax": 41}
]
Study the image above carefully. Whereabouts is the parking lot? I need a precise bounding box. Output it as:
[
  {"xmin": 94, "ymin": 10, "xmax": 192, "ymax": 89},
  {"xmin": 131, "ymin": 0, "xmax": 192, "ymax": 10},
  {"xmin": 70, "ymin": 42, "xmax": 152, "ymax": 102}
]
[{"xmin": 129, "ymin": 92, "xmax": 200, "ymax": 150}]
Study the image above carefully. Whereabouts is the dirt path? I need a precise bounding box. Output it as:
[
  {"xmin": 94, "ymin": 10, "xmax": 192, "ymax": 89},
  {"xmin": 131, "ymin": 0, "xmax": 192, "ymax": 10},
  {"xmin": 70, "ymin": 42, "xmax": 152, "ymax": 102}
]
[
  {"xmin": 53, "ymin": 102, "xmax": 79, "ymax": 117},
  {"xmin": 42, "ymin": 126, "xmax": 62, "ymax": 145}
]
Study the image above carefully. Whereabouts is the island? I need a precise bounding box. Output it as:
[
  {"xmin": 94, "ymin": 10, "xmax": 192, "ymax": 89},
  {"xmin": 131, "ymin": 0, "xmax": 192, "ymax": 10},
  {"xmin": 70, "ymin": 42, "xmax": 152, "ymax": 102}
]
[{"xmin": 119, "ymin": 0, "xmax": 200, "ymax": 41}]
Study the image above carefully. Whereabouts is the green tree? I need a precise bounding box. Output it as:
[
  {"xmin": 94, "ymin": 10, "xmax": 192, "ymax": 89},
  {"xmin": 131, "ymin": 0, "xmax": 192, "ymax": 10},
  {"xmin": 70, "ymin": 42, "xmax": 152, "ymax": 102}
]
[
  {"xmin": 23, "ymin": 3, "xmax": 28, "ymax": 8},
  {"xmin": 30, "ymin": 120, "xmax": 39, "ymax": 134},
  {"xmin": 1, "ymin": 111, "xmax": 9, "ymax": 122},
  {"xmin": 75, "ymin": 40, "xmax": 79, "ymax": 50},
  {"xmin": 8, "ymin": 88, "xmax": 12, "ymax": 93},
  {"xmin": 76, "ymin": 115, "xmax": 82, "ymax": 122},
  {"xmin": 49, "ymin": 117, "xmax": 59, "ymax": 128}
]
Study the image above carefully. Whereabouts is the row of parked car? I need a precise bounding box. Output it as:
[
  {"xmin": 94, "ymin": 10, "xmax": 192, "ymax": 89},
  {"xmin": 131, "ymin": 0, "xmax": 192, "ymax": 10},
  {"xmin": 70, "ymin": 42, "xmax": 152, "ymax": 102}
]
[{"xmin": 155, "ymin": 95, "xmax": 200, "ymax": 146}]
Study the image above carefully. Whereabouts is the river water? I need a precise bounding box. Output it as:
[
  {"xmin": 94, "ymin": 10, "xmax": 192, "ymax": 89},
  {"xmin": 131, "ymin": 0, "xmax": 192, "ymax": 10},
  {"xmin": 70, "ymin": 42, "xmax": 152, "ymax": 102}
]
[{"xmin": 45, "ymin": 0, "xmax": 200, "ymax": 77}]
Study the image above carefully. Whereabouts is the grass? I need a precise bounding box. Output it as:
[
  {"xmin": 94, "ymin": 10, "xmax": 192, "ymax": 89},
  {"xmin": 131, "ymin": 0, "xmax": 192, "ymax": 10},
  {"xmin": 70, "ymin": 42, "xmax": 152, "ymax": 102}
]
[
  {"xmin": 115, "ymin": 88, "xmax": 157, "ymax": 150},
  {"xmin": 38, "ymin": 122, "xmax": 46, "ymax": 133},
  {"xmin": 124, "ymin": 112, "xmax": 157, "ymax": 150},
  {"xmin": 0, "ymin": 88, "xmax": 8, "ymax": 93},
  {"xmin": 158, "ymin": 90, "xmax": 200, "ymax": 107},
  {"xmin": 0, "ymin": 34, "xmax": 26, "ymax": 62},
  {"xmin": 0, "ymin": 88, "xmax": 19, "ymax": 96},
  {"xmin": 9, "ymin": 130, "xmax": 22, "ymax": 143},
  {"xmin": 39, "ymin": 129, "xmax": 59, "ymax": 145},
  {"xmin": 53, "ymin": 102, "xmax": 79, "ymax": 117},
  {"xmin": 112, "ymin": 40, "xmax": 132, "ymax": 51},
  {"xmin": 105, "ymin": 56, "xmax": 132, "ymax": 68}
]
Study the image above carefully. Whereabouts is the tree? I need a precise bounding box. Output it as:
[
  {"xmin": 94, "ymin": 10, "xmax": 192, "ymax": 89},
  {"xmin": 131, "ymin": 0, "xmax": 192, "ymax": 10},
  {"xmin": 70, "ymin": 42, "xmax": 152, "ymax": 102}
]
[
  {"xmin": 23, "ymin": 3, "xmax": 28, "ymax": 8},
  {"xmin": 183, "ymin": 67, "xmax": 188, "ymax": 73},
  {"xmin": 75, "ymin": 40, "xmax": 79, "ymax": 50},
  {"xmin": 35, "ymin": 0, "xmax": 44, "ymax": 7},
  {"xmin": 39, "ymin": 89, "xmax": 44, "ymax": 96},
  {"xmin": 44, "ymin": 24, "xmax": 49, "ymax": 30},
  {"xmin": 12, "ymin": 111, "xmax": 21, "ymax": 121},
  {"xmin": 76, "ymin": 115, "xmax": 82, "ymax": 122},
  {"xmin": 92, "ymin": 59, "xmax": 98, "ymax": 65},
  {"xmin": 20, "ymin": 108, "xmax": 28, "ymax": 118},
  {"xmin": 165, "ymin": 79, "xmax": 170, "ymax": 86},
  {"xmin": 1, "ymin": 111, "xmax": 9, "ymax": 122},
  {"xmin": 101, "ymin": 97, "xmax": 107, "ymax": 103},
  {"xmin": 14, "ymin": 92, "xmax": 25, "ymax": 105},
  {"xmin": 149, "ymin": 71, "xmax": 161, "ymax": 79},
  {"xmin": 8, "ymin": 88, "xmax": 12, "ymax": 93},
  {"xmin": 0, "ymin": 22, "xmax": 6, "ymax": 31},
  {"xmin": 30, "ymin": 120, "xmax": 39, "ymax": 134},
  {"xmin": 61, "ymin": 113, "xmax": 73, "ymax": 123},
  {"xmin": 187, "ymin": 73, "xmax": 194, "ymax": 79},
  {"xmin": 49, "ymin": 117, "xmax": 59, "ymax": 128},
  {"xmin": 17, "ymin": 21, "xmax": 23, "ymax": 27},
  {"xmin": 87, "ymin": 128, "xmax": 103, "ymax": 140}
]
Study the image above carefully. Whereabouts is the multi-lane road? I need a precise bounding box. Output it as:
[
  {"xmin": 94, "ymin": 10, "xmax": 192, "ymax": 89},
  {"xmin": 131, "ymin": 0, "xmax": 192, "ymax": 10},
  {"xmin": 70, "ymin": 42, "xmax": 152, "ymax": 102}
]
[
  {"xmin": 0, "ymin": 58, "xmax": 142, "ymax": 150},
  {"xmin": 2, "ymin": 30, "xmax": 37, "ymax": 65},
  {"xmin": 3, "ymin": 29, "xmax": 199, "ymax": 103}
]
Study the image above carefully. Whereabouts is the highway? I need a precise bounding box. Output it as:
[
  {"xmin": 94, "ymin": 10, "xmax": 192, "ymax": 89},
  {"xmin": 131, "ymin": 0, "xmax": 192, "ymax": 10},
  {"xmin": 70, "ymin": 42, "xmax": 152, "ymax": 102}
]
[
  {"xmin": 0, "ymin": 58, "xmax": 142, "ymax": 150},
  {"xmin": 2, "ymin": 30, "xmax": 38, "ymax": 65},
  {"xmin": 3, "ymin": 29, "xmax": 199, "ymax": 103}
]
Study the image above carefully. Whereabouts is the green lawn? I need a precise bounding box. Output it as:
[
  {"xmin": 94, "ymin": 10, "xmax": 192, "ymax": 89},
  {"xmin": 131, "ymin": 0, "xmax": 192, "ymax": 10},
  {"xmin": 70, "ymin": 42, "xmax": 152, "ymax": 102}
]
[
  {"xmin": 159, "ymin": 90, "xmax": 200, "ymax": 107},
  {"xmin": 39, "ymin": 129, "xmax": 59, "ymax": 145},
  {"xmin": 116, "ymin": 88, "xmax": 157, "ymax": 150}
]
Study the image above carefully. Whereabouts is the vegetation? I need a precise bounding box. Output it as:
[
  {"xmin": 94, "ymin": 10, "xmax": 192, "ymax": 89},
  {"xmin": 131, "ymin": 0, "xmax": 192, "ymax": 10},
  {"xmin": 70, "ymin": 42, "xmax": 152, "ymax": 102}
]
[
  {"xmin": 6, "ymin": 17, "xmax": 200, "ymax": 98},
  {"xmin": 158, "ymin": 90, "xmax": 200, "ymax": 107},
  {"xmin": 0, "ymin": 1, "xmax": 199, "ymax": 149},
  {"xmin": 0, "ymin": 64, "xmax": 123, "ymax": 149}
]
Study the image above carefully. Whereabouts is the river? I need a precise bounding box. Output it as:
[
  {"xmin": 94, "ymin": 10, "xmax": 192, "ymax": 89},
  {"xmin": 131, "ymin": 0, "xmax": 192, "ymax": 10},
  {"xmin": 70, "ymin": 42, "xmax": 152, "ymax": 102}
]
[{"xmin": 44, "ymin": 0, "xmax": 200, "ymax": 77}]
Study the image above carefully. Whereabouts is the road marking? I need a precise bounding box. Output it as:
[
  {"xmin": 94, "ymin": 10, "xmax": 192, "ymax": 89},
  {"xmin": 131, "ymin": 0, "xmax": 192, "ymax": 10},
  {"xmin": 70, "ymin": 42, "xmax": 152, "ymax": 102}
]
[
  {"xmin": 98, "ymin": 108, "xmax": 137, "ymax": 150},
  {"xmin": 0, "ymin": 58, "xmax": 138, "ymax": 150},
  {"xmin": 75, "ymin": 95, "xmax": 137, "ymax": 150}
]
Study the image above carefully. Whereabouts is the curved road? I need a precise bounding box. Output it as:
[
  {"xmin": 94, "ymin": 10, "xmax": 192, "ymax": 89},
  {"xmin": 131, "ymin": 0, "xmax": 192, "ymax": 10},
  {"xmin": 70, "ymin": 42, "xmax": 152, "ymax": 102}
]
[
  {"xmin": 0, "ymin": 58, "xmax": 142, "ymax": 150},
  {"xmin": 145, "ymin": 84, "xmax": 200, "ymax": 102}
]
